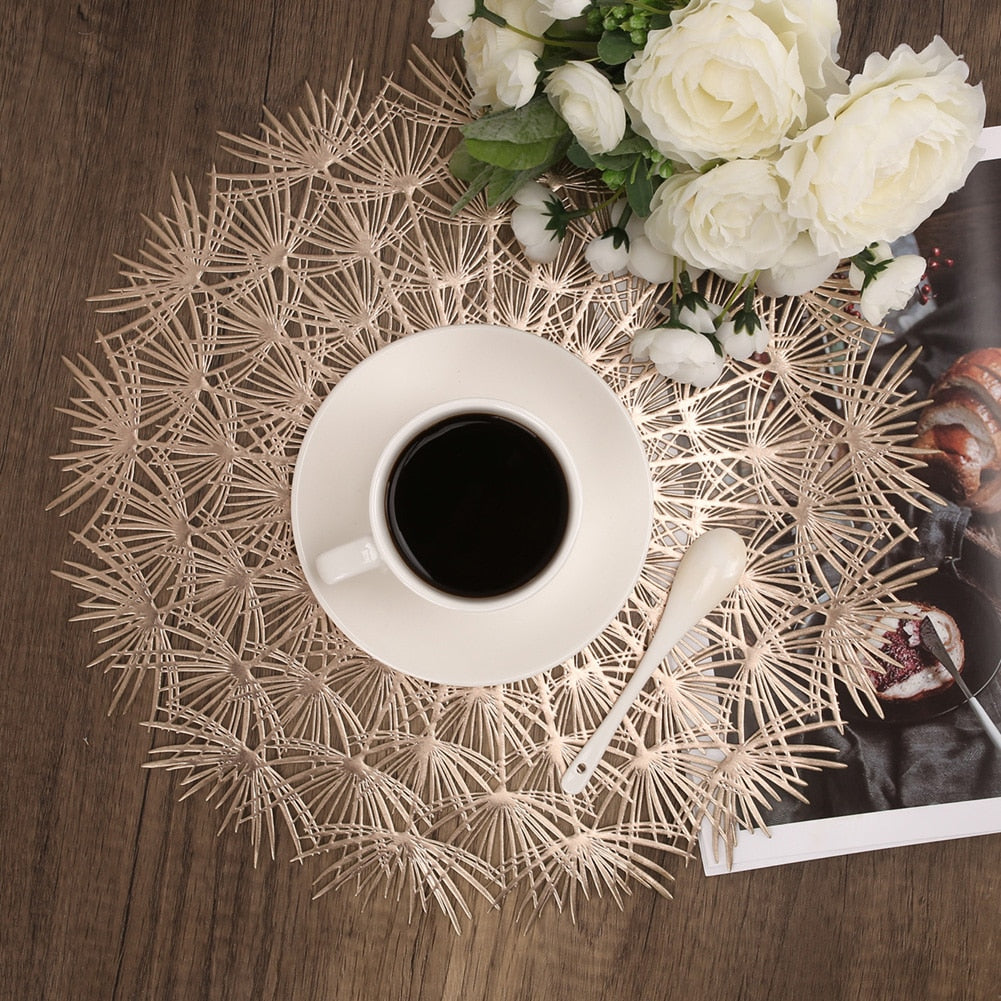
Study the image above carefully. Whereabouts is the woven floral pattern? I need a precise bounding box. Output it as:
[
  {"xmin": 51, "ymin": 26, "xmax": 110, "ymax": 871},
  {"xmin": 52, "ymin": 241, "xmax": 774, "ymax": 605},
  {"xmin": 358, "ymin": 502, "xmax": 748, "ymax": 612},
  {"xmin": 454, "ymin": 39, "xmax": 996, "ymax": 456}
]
[{"xmin": 54, "ymin": 59, "xmax": 933, "ymax": 926}]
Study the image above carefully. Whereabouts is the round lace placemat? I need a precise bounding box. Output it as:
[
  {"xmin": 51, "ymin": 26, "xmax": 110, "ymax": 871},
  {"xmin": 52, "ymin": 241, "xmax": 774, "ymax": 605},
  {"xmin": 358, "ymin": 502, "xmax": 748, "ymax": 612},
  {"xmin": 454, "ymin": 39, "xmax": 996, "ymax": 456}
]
[{"xmin": 55, "ymin": 59, "xmax": 931, "ymax": 925}]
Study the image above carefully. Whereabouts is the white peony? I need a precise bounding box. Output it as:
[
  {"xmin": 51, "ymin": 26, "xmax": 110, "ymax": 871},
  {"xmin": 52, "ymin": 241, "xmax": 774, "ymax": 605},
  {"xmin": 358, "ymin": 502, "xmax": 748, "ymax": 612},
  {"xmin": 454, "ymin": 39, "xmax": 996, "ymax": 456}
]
[
  {"xmin": 545, "ymin": 61, "xmax": 627, "ymax": 155},
  {"xmin": 634, "ymin": 326, "xmax": 725, "ymax": 387},
  {"xmin": 496, "ymin": 48, "xmax": 543, "ymax": 109},
  {"xmin": 756, "ymin": 231, "xmax": 840, "ymax": 297},
  {"xmin": 779, "ymin": 36, "xmax": 986, "ymax": 258},
  {"xmin": 848, "ymin": 243, "xmax": 927, "ymax": 325},
  {"xmin": 673, "ymin": 0, "xmax": 846, "ymax": 92},
  {"xmin": 462, "ymin": 0, "xmax": 554, "ymax": 110},
  {"xmin": 644, "ymin": 160, "xmax": 799, "ymax": 283},
  {"xmin": 623, "ymin": 0, "xmax": 844, "ymax": 167},
  {"xmin": 735, "ymin": 0, "xmax": 848, "ymax": 121},
  {"xmin": 485, "ymin": 0, "xmax": 554, "ymax": 35},
  {"xmin": 538, "ymin": 0, "xmax": 590, "ymax": 17},
  {"xmin": 428, "ymin": 0, "xmax": 475, "ymax": 38}
]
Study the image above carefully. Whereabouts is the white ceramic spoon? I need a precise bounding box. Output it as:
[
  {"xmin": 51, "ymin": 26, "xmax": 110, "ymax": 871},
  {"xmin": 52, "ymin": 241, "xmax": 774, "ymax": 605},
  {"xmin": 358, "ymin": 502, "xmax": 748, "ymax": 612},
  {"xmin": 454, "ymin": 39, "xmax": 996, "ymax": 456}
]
[{"xmin": 560, "ymin": 527, "xmax": 748, "ymax": 795}]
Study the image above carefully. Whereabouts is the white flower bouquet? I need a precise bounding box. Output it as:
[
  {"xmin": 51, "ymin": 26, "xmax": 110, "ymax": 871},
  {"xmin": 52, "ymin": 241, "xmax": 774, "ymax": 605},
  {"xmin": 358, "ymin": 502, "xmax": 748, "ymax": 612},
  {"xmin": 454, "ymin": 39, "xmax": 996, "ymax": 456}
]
[{"xmin": 430, "ymin": 0, "xmax": 986, "ymax": 385}]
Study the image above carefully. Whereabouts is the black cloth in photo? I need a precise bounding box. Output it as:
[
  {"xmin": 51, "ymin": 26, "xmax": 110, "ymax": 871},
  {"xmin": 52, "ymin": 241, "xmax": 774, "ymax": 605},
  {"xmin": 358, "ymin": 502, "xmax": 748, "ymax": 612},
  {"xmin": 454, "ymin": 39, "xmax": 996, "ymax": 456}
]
[{"xmin": 767, "ymin": 688, "xmax": 1001, "ymax": 823}]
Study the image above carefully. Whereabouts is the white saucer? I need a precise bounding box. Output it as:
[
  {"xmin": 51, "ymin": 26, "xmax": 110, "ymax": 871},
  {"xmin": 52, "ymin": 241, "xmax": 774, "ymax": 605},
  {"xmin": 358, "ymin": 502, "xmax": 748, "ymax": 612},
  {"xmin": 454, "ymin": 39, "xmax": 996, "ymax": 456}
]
[{"xmin": 291, "ymin": 324, "xmax": 652, "ymax": 686}]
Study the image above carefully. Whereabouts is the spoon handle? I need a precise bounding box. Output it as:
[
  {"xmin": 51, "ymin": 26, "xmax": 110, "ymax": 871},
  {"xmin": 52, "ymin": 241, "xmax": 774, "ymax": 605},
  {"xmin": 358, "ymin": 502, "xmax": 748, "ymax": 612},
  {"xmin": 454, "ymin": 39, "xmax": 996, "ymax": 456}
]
[
  {"xmin": 920, "ymin": 616, "xmax": 1001, "ymax": 752},
  {"xmin": 560, "ymin": 528, "xmax": 746, "ymax": 795}
]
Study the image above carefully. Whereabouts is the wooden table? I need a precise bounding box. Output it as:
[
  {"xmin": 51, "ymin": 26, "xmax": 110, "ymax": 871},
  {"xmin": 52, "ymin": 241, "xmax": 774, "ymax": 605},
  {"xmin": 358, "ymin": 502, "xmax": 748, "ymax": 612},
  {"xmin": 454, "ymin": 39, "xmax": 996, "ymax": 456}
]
[{"xmin": 4, "ymin": 3, "xmax": 1000, "ymax": 998}]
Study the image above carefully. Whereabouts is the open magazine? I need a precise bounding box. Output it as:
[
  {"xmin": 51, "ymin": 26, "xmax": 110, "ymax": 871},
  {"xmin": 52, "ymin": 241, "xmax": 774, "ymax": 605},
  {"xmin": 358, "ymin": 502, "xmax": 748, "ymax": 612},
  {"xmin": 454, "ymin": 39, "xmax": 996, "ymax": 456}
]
[{"xmin": 701, "ymin": 126, "xmax": 1001, "ymax": 875}]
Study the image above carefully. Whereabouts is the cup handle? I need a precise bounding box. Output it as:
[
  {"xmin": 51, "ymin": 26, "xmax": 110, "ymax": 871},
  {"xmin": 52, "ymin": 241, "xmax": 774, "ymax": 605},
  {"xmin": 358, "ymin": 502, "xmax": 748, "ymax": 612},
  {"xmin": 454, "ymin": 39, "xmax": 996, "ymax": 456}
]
[{"xmin": 315, "ymin": 537, "xmax": 383, "ymax": 585}]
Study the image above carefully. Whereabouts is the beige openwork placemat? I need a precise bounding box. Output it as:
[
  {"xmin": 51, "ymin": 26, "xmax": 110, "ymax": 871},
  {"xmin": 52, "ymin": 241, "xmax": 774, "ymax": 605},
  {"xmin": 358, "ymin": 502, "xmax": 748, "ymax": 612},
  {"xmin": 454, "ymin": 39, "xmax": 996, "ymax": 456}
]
[{"xmin": 54, "ymin": 59, "xmax": 932, "ymax": 925}]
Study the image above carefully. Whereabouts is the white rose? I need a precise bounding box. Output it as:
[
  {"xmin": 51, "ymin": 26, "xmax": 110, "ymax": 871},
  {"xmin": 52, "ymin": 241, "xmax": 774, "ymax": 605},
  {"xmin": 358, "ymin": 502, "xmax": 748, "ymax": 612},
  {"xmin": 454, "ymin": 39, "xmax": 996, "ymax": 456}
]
[
  {"xmin": 462, "ymin": 0, "xmax": 554, "ymax": 110},
  {"xmin": 637, "ymin": 326, "xmax": 725, "ymax": 387},
  {"xmin": 545, "ymin": 61, "xmax": 626, "ymax": 155},
  {"xmin": 464, "ymin": 28, "xmax": 542, "ymax": 110},
  {"xmin": 858, "ymin": 255, "xmax": 926, "ymax": 324},
  {"xmin": 538, "ymin": 0, "xmax": 590, "ymax": 17},
  {"xmin": 623, "ymin": 0, "xmax": 826, "ymax": 167},
  {"xmin": 644, "ymin": 160, "xmax": 798, "ymax": 282},
  {"xmin": 849, "ymin": 246, "xmax": 927, "ymax": 325},
  {"xmin": 428, "ymin": 0, "xmax": 475, "ymax": 37},
  {"xmin": 779, "ymin": 36, "xmax": 986, "ymax": 258}
]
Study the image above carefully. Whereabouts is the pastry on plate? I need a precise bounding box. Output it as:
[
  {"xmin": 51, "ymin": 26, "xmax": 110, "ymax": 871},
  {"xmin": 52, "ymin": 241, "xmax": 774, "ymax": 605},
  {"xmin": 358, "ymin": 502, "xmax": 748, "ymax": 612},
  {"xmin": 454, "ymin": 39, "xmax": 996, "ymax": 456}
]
[
  {"xmin": 867, "ymin": 602, "xmax": 965, "ymax": 701},
  {"xmin": 915, "ymin": 347, "xmax": 1001, "ymax": 512}
]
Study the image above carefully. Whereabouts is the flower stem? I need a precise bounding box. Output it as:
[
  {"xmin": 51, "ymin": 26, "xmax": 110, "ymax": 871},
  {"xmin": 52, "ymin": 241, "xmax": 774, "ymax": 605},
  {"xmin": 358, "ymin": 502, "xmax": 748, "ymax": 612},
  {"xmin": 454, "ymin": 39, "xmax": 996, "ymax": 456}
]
[
  {"xmin": 718, "ymin": 275, "xmax": 753, "ymax": 316},
  {"xmin": 592, "ymin": 0, "xmax": 681, "ymax": 10},
  {"xmin": 563, "ymin": 192, "xmax": 620, "ymax": 223},
  {"xmin": 628, "ymin": 1, "xmax": 679, "ymax": 14},
  {"xmin": 474, "ymin": 1, "xmax": 599, "ymax": 52},
  {"xmin": 473, "ymin": 0, "xmax": 507, "ymax": 28},
  {"xmin": 502, "ymin": 21, "xmax": 599, "ymax": 53}
]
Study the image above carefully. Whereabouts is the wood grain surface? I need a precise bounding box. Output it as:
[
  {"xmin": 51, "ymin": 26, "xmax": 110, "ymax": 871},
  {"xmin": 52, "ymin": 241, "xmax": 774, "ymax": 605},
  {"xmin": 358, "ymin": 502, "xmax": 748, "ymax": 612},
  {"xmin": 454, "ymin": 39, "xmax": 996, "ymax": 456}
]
[{"xmin": 3, "ymin": 2, "xmax": 1000, "ymax": 999}]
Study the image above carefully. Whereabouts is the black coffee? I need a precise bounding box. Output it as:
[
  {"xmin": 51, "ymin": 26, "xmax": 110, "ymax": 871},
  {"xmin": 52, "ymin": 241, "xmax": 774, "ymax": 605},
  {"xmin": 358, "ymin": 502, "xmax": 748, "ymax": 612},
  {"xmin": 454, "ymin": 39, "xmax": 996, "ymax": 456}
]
[{"xmin": 385, "ymin": 412, "xmax": 570, "ymax": 599}]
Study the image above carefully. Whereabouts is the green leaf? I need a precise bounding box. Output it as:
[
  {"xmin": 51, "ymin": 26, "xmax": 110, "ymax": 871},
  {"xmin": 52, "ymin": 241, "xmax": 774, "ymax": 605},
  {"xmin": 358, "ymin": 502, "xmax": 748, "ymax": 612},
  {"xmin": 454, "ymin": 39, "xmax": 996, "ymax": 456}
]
[
  {"xmin": 459, "ymin": 99, "xmax": 571, "ymax": 173},
  {"xmin": 566, "ymin": 140, "xmax": 596, "ymax": 170},
  {"xmin": 452, "ymin": 97, "xmax": 581, "ymax": 210},
  {"xmin": 449, "ymin": 159, "xmax": 494, "ymax": 215},
  {"xmin": 486, "ymin": 167, "xmax": 543, "ymax": 206},
  {"xmin": 569, "ymin": 134, "xmax": 654, "ymax": 174},
  {"xmin": 537, "ymin": 49, "xmax": 568, "ymax": 73},
  {"xmin": 451, "ymin": 172, "xmax": 492, "ymax": 216},
  {"xmin": 449, "ymin": 141, "xmax": 484, "ymax": 183},
  {"xmin": 464, "ymin": 135, "xmax": 562, "ymax": 171},
  {"xmin": 625, "ymin": 168, "xmax": 655, "ymax": 217},
  {"xmin": 462, "ymin": 97, "xmax": 567, "ymax": 146},
  {"xmin": 448, "ymin": 139, "xmax": 552, "ymax": 211},
  {"xmin": 592, "ymin": 152, "xmax": 636, "ymax": 171},
  {"xmin": 607, "ymin": 133, "xmax": 655, "ymax": 158},
  {"xmin": 597, "ymin": 29, "xmax": 639, "ymax": 65}
]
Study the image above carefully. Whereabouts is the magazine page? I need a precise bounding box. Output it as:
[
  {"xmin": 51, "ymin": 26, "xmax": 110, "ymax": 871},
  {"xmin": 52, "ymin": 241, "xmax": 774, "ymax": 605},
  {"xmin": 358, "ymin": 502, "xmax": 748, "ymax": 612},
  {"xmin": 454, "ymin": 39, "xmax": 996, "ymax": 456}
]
[{"xmin": 701, "ymin": 126, "xmax": 1001, "ymax": 875}]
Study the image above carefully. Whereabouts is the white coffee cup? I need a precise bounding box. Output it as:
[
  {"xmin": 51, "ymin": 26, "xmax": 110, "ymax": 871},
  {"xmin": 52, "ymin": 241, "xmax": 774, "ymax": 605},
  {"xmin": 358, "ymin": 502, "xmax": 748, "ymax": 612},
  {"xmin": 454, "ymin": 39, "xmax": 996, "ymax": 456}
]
[{"xmin": 314, "ymin": 397, "xmax": 582, "ymax": 612}]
